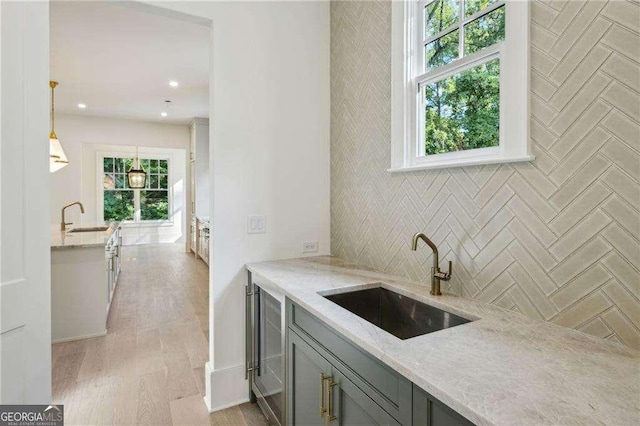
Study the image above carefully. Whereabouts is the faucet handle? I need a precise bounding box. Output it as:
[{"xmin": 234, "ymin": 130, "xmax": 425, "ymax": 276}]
[{"xmin": 435, "ymin": 261, "xmax": 453, "ymax": 281}]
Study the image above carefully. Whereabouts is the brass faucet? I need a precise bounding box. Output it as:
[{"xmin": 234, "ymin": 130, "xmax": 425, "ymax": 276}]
[
  {"xmin": 61, "ymin": 201, "xmax": 85, "ymax": 231},
  {"xmin": 411, "ymin": 232, "xmax": 452, "ymax": 295}
]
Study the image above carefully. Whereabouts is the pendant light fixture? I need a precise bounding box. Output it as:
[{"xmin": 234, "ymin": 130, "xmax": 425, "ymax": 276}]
[
  {"xmin": 49, "ymin": 81, "xmax": 69, "ymax": 173},
  {"xmin": 127, "ymin": 146, "xmax": 147, "ymax": 189}
]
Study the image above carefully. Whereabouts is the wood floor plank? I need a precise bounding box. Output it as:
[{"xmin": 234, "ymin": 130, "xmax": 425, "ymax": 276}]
[
  {"xmin": 209, "ymin": 406, "xmax": 248, "ymax": 426},
  {"xmin": 83, "ymin": 377, "xmax": 117, "ymax": 425},
  {"xmin": 162, "ymin": 349, "xmax": 200, "ymax": 401},
  {"xmin": 77, "ymin": 335, "xmax": 113, "ymax": 381},
  {"xmin": 169, "ymin": 394, "xmax": 210, "ymax": 426},
  {"xmin": 238, "ymin": 403, "xmax": 269, "ymax": 426},
  {"xmin": 182, "ymin": 320, "xmax": 209, "ymax": 369},
  {"xmin": 113, "ymin": 375, "xmax": 139, "ymax": 426},
  {"xmin": 136, "ymin": 370, "xmax": 172, "ymax": 425},
  {"xmin": 52, "ymin": 352, "xmax": 86, "ymax": 383},
  {"xmin": 192, "ymin": 365, "xmax": 206, "ymax": 397},
  {"xmin": 135, "ymin": 327, "xmax": 165, "ymax": 376},
  {"xmin": 106, "ymin": 331, "xmax": 137, "ymax": 377}
]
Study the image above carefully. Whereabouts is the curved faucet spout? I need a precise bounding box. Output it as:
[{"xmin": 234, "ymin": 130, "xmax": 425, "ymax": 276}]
[
  {"xmin": 411, "ymin": 232, "xmax": 439, "ymax": 258},
  {"xmin": 61, "ymin": 201, "xmax": 85, "ymax": 231}
]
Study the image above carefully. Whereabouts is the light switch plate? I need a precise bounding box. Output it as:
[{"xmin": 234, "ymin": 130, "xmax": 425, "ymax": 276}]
[
  {"xmin": 302, "ymin": 241, "xmax": 318, "ymax": 253},
  {"xmin": 247, "ymin": 215, "xmax": 266, "ymax": 234}
]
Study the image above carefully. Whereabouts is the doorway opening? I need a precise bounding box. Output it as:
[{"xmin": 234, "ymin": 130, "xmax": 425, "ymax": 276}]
[{"xmin": 47, "ymin": 2, "xmax": 260, "ymax": 423}]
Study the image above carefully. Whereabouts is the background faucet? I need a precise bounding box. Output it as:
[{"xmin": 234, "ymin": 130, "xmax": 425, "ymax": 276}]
[
  {"xmin": 61, "ymin": 201, "xmax": 85, "ymax": 231},
  {"xmin": 411, "ymin": 232, "xmax": 452, "ymax": 295}
]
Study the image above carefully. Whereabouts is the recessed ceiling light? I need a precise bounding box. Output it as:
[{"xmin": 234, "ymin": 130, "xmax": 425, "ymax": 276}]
[
  {"xmin": 169, "ymin": 81, "xmax": 179, "ymax": 88},
  {"xmin": 161, "ymin": 112, "xmax": 168, "ymax": 117},
  {"xmin": 77, "ymin": 103, "xmax": 87, "ymax": 109}
]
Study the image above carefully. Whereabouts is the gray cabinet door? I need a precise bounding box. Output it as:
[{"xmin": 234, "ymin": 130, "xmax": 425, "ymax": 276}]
[
  {"xmin": 328, "ymin": 367, "xmax": 401, "ymax": 426},
  {"xmin": 288, "ymin": 330, "xmax": 331, "ymax": 425},
  {"xmin": 412, "ymin": 385, "xmax": 473, "ymax": 426},
  {"xmin": 288, "ymin": 330, "xmax": 400, "ymax": 426}
]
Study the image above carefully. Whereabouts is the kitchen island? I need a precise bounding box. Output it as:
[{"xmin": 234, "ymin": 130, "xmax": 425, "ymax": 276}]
[
  {"xmin": 51, "ymin": 222, "xmax": 121, "ymax": 343},
  {"xmin": 247, "ymin": 256, "xmax": 639, "ymax": 425}
]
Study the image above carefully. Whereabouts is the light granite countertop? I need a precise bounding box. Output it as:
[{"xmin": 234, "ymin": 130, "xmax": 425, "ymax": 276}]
[
  {"xmin": 51, "ymin": 222, "xmax": 120, "ymax": 250},
  {"xmin": 246, "ymin": 256, "xmax": 640, "ymax": 426}
]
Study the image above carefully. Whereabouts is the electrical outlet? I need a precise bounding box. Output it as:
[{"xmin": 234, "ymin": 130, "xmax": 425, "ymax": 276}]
[
  {"xmin": 247, "ymin": 215, "xmax": 266, "ymax": 234},
  {"xmin": 302, "ymin": 241, "xmax": 318, "ymax": 253}
]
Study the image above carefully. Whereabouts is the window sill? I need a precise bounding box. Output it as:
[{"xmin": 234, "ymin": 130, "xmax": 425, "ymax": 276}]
[{"xmin": 388, "ymin": 154, "xmax": 535, "ymax": 173}]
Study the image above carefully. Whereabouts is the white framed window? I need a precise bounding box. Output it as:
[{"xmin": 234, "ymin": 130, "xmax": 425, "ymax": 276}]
[
  {"xmin": 99, "ymin": 153, "xmax": 172, "ymax": 224},
  {"xmin": 390, "ymin": 0, "xmax": 533, "ymax": 172}
]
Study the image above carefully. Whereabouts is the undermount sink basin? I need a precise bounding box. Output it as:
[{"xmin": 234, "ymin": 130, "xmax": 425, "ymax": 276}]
[
  {"xmin": 68, "ymin": 226, "xmax": 110, "ymax": 233},
  {"xmin": 324, "ymin": 287, "xmax": 471, "ymax": 340}
]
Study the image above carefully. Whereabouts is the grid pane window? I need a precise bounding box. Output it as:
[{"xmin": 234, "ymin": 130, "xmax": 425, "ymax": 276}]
[
  {"xmin": 424, "ymin": 0, "xmax": 459, "ymax": 38},
  {"xmin": 103, "ymin": 156, "xmax": 134, "ymax": 221},
  {"xmin": 464, "ymin": 6, "xmax": 505, "ymax": 55},
  {"xmin": 141, "ymin": 191, "xmax": 169, "ymax": 220},
  {"xmin": 465, "ymin": 0, "xmax": 499, "ymax": 16},
  {"xmin": 140, "ymin": 158, "xmax": 169, "ymax": 221},
  {"xmin": 102, "ymin": 156, "xmax": 170, "ymax": 222},
  {"xmin": 425, "ymin": 29, "xmax": 459, "ymax": 70},
  {"xmin": 420, "ymin": 0, "xmax": 505, "ymax": 156},
  {"xmin": 104, "ymin": 191, "xmax": 134, "ymax": 221},
  {"xmin": 423, "ymin": 59, "xmax": 500, "ymax": 155}
]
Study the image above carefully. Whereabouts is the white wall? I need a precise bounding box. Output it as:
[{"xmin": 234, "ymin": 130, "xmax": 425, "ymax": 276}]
[
  {"xmin": 50, "ymin": 114, "xmax": 190, "ymax": 244},
  {"xmin": 144, "ymin": 0, "xmax": 331, "ymax": 411}
]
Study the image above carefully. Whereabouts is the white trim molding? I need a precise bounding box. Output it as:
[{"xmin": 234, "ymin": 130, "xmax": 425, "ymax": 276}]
[
  {"xmin": 391, "ymin": 0, "xmax": 533, "ymax": 172},
  {"xmin": 203, "ymin": 362, "xmax": 249, "ymax": 413}
]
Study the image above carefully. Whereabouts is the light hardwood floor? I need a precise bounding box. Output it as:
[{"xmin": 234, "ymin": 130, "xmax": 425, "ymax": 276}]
[{"xmin": 52, "ymin": 243, "xmax": 267, "ymax": 426}]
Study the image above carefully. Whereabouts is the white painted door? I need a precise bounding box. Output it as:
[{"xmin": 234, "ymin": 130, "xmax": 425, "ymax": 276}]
[{"xmin": 0, "ymin": 1, "xmax": 52, "ymax": 403}]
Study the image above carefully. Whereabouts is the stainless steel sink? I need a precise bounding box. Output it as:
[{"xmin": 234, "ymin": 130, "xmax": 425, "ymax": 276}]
[
  {"xmin": 68, "ymin": 226, "xmax": 110, "ymax": 233},
  {"xmin": 324, "ymin": 287, "xmax": 471, "ymax": 340}
]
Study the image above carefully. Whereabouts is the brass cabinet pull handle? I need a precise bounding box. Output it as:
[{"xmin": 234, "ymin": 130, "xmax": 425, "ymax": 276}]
[
  {"xmin": 320, "ymin": 374, "xmax": 328, "ymax": 417},
  {"xmin": 325, "ymin": 378, "xmax": 338, "ymax": 425}
]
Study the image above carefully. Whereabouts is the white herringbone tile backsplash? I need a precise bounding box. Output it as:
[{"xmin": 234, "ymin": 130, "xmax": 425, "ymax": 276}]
[{"xmin": 330, "ymin": 0, "xmax": 640, "ymax": 349}]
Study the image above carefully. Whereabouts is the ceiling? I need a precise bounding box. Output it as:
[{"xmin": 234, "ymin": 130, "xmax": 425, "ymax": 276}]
[{"xmin": 50, "ymin": 1, "xmax": 210, "ymax": 124}]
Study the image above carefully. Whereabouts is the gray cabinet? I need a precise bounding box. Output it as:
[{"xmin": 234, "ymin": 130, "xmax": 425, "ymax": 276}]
[
  {"xmin": 286, "ymin": 299, "xmax": 476, "ymax": 426},
  {"xmin": 288, "ymin": 330, "xmax": 400, "ymax": 426},
  {"xmin": 412, "ymin": 385, "xmax": 473, "ymax": 426}
]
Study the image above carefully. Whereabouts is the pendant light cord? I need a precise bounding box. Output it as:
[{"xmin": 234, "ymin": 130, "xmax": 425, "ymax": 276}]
[{"xmin": 50, "ymin": 81, "xmax": 58, "ymax": 137}]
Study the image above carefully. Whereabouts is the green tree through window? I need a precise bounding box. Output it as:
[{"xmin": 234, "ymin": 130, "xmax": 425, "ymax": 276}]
[
  {"xmin": 103, "ymin": 156, "xmax": 169, "ymax": 222},
  {"xmin": 141, "ymin": 159, "xmax": 169, "ymax": 220},
  {"xmin": 424, "ymin": 60, "xmax": 500, "ymax": 155}
]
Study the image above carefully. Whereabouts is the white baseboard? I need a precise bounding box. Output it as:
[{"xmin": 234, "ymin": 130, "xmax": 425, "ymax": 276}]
[
  {"xmin": 52, "ymin": 330, "xmax": 107, "ymax": 344},
  {"xmin": 203, "ymin": 361, "xmax": 250, "ymax": 413}
]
